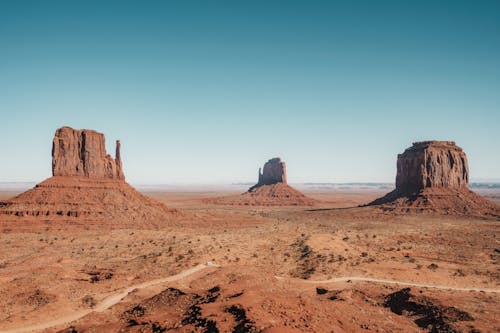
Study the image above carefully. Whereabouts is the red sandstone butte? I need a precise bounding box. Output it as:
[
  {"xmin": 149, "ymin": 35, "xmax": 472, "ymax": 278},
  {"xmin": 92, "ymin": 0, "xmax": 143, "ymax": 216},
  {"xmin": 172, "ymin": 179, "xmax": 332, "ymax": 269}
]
[
  {"xmin": 244, "ymin": 157, "xmax": 315, "ymax": 206},
  {"xmin": 370, "ymin": 141, "xmax": 499, "ymax": 217},
  {"xmin": 395, "ymin": 141, "xmax": 468, "ymax": 194},
  {"xmin": 209, "ymin": 157, "xmax": 315, "ymax": 206},
  {"xmin": 249, "ymin": 157, "xmax": 287, "ymax": 191},
  {"xmin": 52, "ymin": 126, "xmax": 125, "ymax": 180},
  {"xmin": 0, "ymin": 126, "xmax": 174, "ymax": 225}
]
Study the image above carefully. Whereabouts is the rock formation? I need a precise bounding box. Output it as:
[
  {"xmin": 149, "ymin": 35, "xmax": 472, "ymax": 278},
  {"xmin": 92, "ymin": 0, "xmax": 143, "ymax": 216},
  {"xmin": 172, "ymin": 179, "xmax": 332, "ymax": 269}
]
[
  {"xmin": 250, "ymin": 158, "xmax": 287, "ymax": 191},
  {"xmin": 209, "ymin": 157, "xmax": 315, "ymax": 206},
  {"xmin": 395, "ymin": 141, "xmax": 468, "ymax": 194},
  {"xmin": 370, "ymin": 141, "xmax": 499, "ymax": 217},
  {"xmin": 52, "ymin": 126, "xmax": 124, "ymax": 180},
  {"xmin": 0, "ymin": 126, "xmax": 174, "ymax": 225}
]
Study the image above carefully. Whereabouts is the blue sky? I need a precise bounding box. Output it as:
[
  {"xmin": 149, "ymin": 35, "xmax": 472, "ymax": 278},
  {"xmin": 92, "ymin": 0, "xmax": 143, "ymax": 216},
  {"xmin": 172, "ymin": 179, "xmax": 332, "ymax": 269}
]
[{"xmin": 1, "ymin": 1, "xmax": 499, "ymax": 184}]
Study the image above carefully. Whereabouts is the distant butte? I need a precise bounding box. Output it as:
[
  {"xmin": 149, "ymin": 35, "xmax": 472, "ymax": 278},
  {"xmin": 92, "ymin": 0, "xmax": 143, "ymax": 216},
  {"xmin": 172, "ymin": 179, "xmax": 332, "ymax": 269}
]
[
  {"xmin": 369, "ymin": 141, "xmax": 499, "ymax": 217},
  {"xmin": 209, "ymin": 157, "xmax": 316, "ymax": 206},
  {"xmin": 0, "ymin": 126, "xmax": 174, "ymax": 224},
  {"xmin": 249, "ymin": 157, "xmax": 287, "ymax": 191}
]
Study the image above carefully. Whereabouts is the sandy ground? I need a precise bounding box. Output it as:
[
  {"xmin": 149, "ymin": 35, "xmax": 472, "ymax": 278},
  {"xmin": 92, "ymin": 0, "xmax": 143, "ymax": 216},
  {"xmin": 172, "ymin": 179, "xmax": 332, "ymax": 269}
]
[{"xmin": 0, "ymin": 188, "xmax": 499, "ymax": 332}]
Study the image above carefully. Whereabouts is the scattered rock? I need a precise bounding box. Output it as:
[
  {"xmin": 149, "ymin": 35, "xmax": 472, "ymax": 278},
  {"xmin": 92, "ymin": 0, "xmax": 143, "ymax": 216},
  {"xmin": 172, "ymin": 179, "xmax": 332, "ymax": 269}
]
[
  {"xmin": 427, "ymin": 263, "xmax": 439, "ymax": 270},
  {"xmin": 81, "ymin": 295, "xmax": 97, "ymax": 308},
  {"xmin": 315, "ymin": 287, "xmax": 344, "ymax": 301},
  {"xmin": 316, "ymin": 287, "xmax": 328, "ymax": 295},
  {"xmin": 384, "ymin": 288, "xmax": 474, "ymax": 333},
  {"xmin": 85, "ymin": 270, "xmax": 113, "ymax": 283},
  {"xmin": 17, "ymin": 289, "xmax": 55, "ymax": 309}
]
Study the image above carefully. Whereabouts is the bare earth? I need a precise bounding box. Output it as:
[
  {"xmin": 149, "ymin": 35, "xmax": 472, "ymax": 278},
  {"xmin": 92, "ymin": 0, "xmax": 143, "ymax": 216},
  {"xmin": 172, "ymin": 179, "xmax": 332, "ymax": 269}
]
[{"xmin": 0, "ymin": 187, "xmax": 499, "ymax": 333}]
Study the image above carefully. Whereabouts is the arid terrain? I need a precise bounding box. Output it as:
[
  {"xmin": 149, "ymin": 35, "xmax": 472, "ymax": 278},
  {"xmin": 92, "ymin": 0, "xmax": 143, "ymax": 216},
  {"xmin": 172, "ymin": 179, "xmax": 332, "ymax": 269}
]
[
  {"xmin": 0, "ymin": 186, "xmax": 498, "ymax": 333},
  {"xmin": 2, "ymin": 0, "xmax": 499, "ymax": 331}
]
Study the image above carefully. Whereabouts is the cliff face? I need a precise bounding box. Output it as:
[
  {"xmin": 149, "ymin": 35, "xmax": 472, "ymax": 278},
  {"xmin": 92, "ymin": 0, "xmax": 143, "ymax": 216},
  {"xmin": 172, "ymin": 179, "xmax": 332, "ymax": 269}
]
[
  {"xmin": 369, "ymin": 141, "xmax": 498, "ymax": 217},
  {"xmin": 254, "ymin": 158, "xmax": 287, "ymax": 189},
  {"xmin": 395, "ymin": 141, "xmax": 468, "ymax": 194},
  {"xmin": 52, "ymin": 127, "xmax": 125, "ymax": 180}
]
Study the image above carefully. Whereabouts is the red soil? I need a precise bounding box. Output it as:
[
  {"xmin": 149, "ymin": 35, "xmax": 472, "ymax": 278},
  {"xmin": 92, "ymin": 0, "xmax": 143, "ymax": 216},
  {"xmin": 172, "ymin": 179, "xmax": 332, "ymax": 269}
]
[
  {"xmin": 0, "ymin": 176, "xmax": 176, "ymax": 226},
  {"xmin": 206, "ymin": 183, "xmax": 316, "ymax": 206},
  {"xmin": 369, "ymin": 187, "xmax": 500, "ymax": 218}
]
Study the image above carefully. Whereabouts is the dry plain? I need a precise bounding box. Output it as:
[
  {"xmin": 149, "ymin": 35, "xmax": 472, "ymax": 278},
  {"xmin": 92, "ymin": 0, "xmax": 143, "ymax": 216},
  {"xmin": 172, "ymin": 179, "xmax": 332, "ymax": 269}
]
[{"xmin": 0, "ymin": 186, "xmax": 499, "ymax": 333}]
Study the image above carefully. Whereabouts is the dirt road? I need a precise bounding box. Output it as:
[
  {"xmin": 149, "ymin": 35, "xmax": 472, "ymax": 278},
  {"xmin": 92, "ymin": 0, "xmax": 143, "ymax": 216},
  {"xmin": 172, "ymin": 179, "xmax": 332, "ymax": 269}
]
[
  {"xmin": 275, "ymin": 275, "xmax": 500, "ymax": 293},
  {"xmin": 0, "ymin": 263, "xmax": 216, "ymax": 333}
]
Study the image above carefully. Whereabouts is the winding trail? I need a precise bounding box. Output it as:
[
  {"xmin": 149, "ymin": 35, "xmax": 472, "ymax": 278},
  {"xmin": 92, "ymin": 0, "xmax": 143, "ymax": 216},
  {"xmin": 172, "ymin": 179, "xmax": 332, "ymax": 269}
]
[
  {"xmin": 0, "ymin": 263, "xmax": 217, "ymax": 333},
  {"xmin": 275, "ymin": 276, "xmax": 500, "ymax": 293},
  {"xmin": 2, "ymin": 264, "xmax": 498, "ymax": 333}
]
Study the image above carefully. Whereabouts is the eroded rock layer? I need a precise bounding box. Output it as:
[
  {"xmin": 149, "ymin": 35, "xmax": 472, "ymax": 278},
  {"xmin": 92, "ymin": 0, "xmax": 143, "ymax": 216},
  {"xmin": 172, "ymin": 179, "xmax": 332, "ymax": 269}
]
[
  {"xmin": 396, "ymin": 141, "xmax": 468, "ymax": 194},
  {"xmin": 0, "ymin": 177, "xmax": 174, "ymax": 224},
  {"xmin": 52, "ymin": 126, "xmax": 124, "ymax": 180}
]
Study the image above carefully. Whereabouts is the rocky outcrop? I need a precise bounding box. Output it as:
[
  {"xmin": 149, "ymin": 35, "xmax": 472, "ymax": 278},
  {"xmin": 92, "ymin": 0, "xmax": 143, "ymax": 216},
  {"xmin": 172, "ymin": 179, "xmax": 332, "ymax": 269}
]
[
  {"xmin": 370, "ymin": 141, "xmax": 499, "ymax": 217},
  {"xmin": 250, "ymin": 158, "xmax": 287, "ymax": 191},
  {"xmin": 395, "ymin": 141, "xmax": 468, "ymax": 194},
  {"xmin": 52, "ymin": 127, "xmax": 124, "ymax": 180}
]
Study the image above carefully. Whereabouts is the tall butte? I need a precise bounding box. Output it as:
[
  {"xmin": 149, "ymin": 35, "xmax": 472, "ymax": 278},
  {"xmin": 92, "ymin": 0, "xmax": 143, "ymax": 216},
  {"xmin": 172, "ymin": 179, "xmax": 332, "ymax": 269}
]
[
  {"xmin": 370, "ymin": 141, "xmax": 499, "ymax": 216},
  {"xmin": 0, "ymin": 126, "xmax": 174, "ymax": 225},
  {"xmin": 52, "ymin": 126, "xmax": 125, "ymax": 180},
  {"xmin": 250, "ymin": 157, "xmax": 287, "ymax": 190},
  {"xmin": 244, "ymin": 157, "xmax": 315, "ymax": 205}
]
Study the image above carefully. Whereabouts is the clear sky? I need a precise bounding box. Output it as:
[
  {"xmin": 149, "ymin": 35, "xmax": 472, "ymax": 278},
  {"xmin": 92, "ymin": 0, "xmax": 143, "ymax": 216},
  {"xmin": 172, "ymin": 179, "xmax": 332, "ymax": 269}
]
[{"xmin": 1, "ymin": 1, "xmax": 499, "ymax": 184}]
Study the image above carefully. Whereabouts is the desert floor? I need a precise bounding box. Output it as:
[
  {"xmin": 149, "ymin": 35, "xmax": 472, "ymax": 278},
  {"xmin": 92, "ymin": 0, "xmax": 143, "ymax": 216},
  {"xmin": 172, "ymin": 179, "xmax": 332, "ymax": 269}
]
[{"xmin": 0, "ymin": 187, "xmax": 498, "ymax": 333}]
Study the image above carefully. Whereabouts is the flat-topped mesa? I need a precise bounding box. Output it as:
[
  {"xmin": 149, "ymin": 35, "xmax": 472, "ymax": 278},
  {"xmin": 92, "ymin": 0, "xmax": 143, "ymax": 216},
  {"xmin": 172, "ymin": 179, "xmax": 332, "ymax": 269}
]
[
  {"xmin": 52, "ymin": 126, "xmax": 125, "ymax": 180},
  {"xmin": 395, "ymin": 141, "xmax": 468, "ymax": 195},
  {"xmin": 366, "ymin": 140, "xmax": 500, "ymax": 217},
  {"xmin": 251, "ymin": 157, "xmax": 287, "ymax": 191}
]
